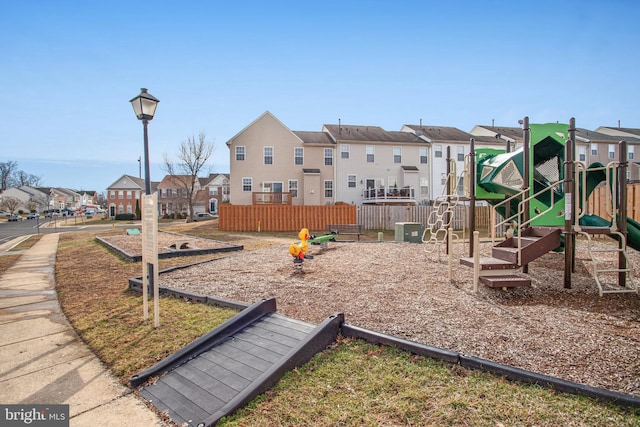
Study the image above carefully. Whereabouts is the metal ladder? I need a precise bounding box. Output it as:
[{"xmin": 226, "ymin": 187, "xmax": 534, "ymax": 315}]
[{"xmin": 578, "ymin": 231, "xmax": 637, "ymax": 296}]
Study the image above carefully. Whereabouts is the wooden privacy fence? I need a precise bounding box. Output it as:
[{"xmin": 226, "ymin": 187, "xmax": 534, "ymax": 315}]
[
  {"xmin": 587, "ymin": 182, "xmax": 640, "ymax": 222},
  {"xmin": 219, "ymin": 204, "xmax": 357, "ymax": 232},
  {"xmin": 219, "ymin": 204, "xmax": 500, "ymax": 232},
  {"xmin": 357, "ymin": 204, "xmax": 498, "ymax": 232}
]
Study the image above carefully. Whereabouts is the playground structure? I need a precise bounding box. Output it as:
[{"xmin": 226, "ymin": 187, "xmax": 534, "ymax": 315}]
[{"xmin": 426, "ymin": 117, "xmax": 638, "ymax": 295}]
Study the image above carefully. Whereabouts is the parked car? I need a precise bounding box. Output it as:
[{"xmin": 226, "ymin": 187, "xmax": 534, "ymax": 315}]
[
  {"xmin": 8, "ymin": 215, "xmax": 23, "ymax": 221},
  {"xmin": 193, "ymin": 212, "xmax": 216, "ymax": 221},
  {"xmin": 27, "ymin": 213, "xmax": 40, "ymax": 219},
  {"xmin": 85, "ymin": 210, "xmax": 95, "ymax": 215},
  {"xmin": 0, "ymin": 212, "xmax": 10, "ymax": 217}
]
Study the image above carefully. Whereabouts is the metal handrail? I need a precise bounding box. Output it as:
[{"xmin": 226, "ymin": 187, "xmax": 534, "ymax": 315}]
[
  {"xmin": 513, "ymin": 180, "xmax": 564, "ymax": 265},
  {"xmin": 490, "ymin": 189, "xmax": 527, "ymax": 245},
  {"xmin": 574, "ymin": 161, "xmax": 619, "ymax": 231}
]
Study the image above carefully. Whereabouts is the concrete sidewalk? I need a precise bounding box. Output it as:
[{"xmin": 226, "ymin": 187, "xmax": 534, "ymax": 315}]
[{"xmin": 0, "ymin": 233, "xmax": 165, "ymax": 426}]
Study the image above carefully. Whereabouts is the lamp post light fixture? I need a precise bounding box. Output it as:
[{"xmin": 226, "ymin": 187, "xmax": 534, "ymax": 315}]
[
  {"xmin": 130, "ymin": 88, "xmax": 160, "ymax": 325},
  {"xmin": 130, "ymin": 88, "xmax": 160, "ymax": 195}
]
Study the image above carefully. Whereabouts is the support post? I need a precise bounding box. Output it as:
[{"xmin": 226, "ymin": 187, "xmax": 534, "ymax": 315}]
[
  {"xmin": 618, "ymin": 140, "xmax": 628, "ymax": 287},
  {"xmin": 448, "ymin": 227, "xmax": 453, "ymax": 282},
  {"xmin": 445, "ymin": 146, "xmax": 452, "ymax": 255},
  {"xmin": 564, "ymin": 118, "xmax": 576, "ymax": 289},
  {"xmin": 522, "ymin": 117, "xmax": 530, "ymax": 273},
  {"xmin": 473, "ymin": 231, "xmax": 480, "ymax": 292},
  {"xmin": 469, "ymin": 138, "xmax": 476, "ymax": 257}
]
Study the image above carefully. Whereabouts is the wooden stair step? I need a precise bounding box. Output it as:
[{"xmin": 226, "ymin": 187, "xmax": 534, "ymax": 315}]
[
  {"xmin": 480, "ymin": 275, "xmax": 531, "ymax": 288},
  {"xmin": 460, "ymin": 257, "xmax": 519, "ymax": 271}
]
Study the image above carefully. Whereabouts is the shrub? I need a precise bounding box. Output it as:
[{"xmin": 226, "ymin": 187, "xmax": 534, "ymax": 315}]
[{"xmin": 115, "ymin": 213, "xmax": 136, "ymax": 221}]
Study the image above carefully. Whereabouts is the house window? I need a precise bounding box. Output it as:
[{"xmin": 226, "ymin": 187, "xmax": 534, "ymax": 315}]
[
  {"xmin": 420, "ymin": 177, "xmax": 429, "ymax": 196},
  {"xmin": 118, "ymin": 190, "xmax": 123, "ymax": 199},
  {"xmin": 590, "ymin": 143, "xmax": 598, "ymax": 156},
  {"xmin": 324, "ymin": 148, "xmax": 333, "ymax": 166},
  {"xmin": 288, "ymin": 180, "xmax": 298, "ymax": 198},
  {"xmin": 388, "ymin": 177, "xmax": 397, "ymax": 191},
  {"xmin": 393, "ymin": 146, "xmax": 401, "ymax": 164},
  {"xmin": 347, "ymin": 175, "xmax": 357, "ymax": 188},
  {"xmin": 109, "ymin": 191, "xmax": 115, "ymax": 199},
  {"xmin": 341, "ymin": 144, "xmax": 350, "ymax": 159},
  {"xmin": 608, "ymin": 144, "xmax": 615, "ymax": 160},
  {"xmin": 629, "ymin": 146, "xmax": 635, "ymax": 160},
  {"xmin": 127, "ymin": 191, "xmax": 132, "ymax": 199},
  {"xmin": 366, "ymin": 146, "xmax": 375, "ymax": 163},
  {"xmin": 457, "ymin": 146, "xmax": 464, "ymax": 161},
  {"xmin": 209, "ymin": 187, "xmax": 218, "ymax": 195},
  {"xmin": 264, "ymin": 147, "xmax": 273, "ymax": 165},
  {"xmin": 435, "ymin": 144, "xmax": 443, "ymax": 158},
  {"xmin": 236, "ymin": 146, "xmax": 245, "ymax": 161},
  {"xmin": 578, "ymin": 146, "xmax": 586, "ymax": 162},
  {"xmin": 457, "ymin": 175, "xmax": 464, "ymax": 195},
  {"xmin": 242, "ymin": 177, "xmax": 252, "ymax": 192},
  {"xmin": 294, "ymin": 147, "xmax": 304, "ymax": 165},
  {"xmin": 126, "ymin": 204, "xmax": 133, "ymax": 214},
  {"xmin": 420, "ymin": 147, "xmax": 428, "ymax": 164},
  {"xmin": 324, "ymin": 180, "xmax": 333, "ymax": 198}
]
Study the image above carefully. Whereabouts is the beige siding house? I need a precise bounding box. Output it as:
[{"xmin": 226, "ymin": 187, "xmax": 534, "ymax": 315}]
[
  {"xmin": 225, "ymin": 111, "xmax": 335, "ymax": 206},
  {"xmin": 595, "ymin": 126, "xmax": 640, "ymax": 181}
]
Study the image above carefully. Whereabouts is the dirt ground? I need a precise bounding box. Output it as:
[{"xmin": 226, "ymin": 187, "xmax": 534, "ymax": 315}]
[{"xmin": 117, "ymin": 232, "xmax": 640, "ymax": 398}]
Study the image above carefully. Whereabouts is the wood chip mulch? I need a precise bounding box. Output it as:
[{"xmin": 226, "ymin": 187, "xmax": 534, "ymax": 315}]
[{"xmin": 155, "ymin": 237, "xmax": 639, "ymax": 397}]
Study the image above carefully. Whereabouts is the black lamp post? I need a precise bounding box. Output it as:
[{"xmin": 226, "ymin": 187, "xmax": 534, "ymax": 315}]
[
  {"xmin": 130, "ymin": 88, "xmax": 159, "ymax": 321},
  {"xmin": 129, "ymin": 88, "xmax": 160, "ymax": 195}
]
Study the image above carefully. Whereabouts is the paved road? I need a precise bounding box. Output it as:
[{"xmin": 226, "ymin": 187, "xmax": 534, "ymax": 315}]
[{"xmin": 0, "ymin": 217, "xmax": 130, "ymax": 246}]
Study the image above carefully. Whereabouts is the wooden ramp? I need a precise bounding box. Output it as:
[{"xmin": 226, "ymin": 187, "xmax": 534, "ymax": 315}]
[{"xmin": 130, "ymin": 298, "xmax": 343, "ymax": 427}]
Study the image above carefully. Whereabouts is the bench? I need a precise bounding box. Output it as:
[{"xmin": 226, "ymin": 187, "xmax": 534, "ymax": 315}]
[{"xmin": 325, "ymin": 224, "xmax": 363, "ymax": 241}]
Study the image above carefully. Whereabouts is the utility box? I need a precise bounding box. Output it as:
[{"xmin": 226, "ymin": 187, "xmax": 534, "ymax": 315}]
[{"xmin": 394, "ymin": 222, "xmax": 424, "ymax": 243}]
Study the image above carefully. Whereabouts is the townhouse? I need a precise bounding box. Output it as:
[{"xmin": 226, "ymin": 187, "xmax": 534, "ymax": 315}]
[
  {"xmin": 0, "ymin": 186, "xmax": 50, "ymax": 213},
  {"xmin": 106, "ymin": 174, "xmax": 149, "ymax": 218},
  {"xmin": 104, "ymin": 172, "xmax": 229, "ymax": 218},
  {"xmin": 226, "ymin": 112, "xmax": 528, "ymax": 206}
]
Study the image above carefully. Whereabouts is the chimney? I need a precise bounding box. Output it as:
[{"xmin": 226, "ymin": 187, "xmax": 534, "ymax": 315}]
[
  {"xmin": 420, "ymin": 118, "xmax": 422, "ymax": 128},
  {"xmin": 339, "ymin": 118, "xmax": 342, "ymax": 133},
  {"xmin": 618, "ymin": 120, "xmax": 621, "ymax": 129},
  {"xmin": 492, "ymin": 119, "xmax": 495, "ymax": 128}
]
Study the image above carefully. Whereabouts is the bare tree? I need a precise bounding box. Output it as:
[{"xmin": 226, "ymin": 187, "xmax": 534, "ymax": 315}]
[
  {"xmin": 0, "ymin": 196, "xmax": 22, "ymax": 215},
  {"xmin": 163, "ymin": 132, "xmax": 215, "ymax": 221},
  {"xmin": 0, "ymin": 161, "xmax": 18, "ymax": 190},
  {"xmin": 15, "ymin": 170, "xmax": 42, "ymax": 187}
]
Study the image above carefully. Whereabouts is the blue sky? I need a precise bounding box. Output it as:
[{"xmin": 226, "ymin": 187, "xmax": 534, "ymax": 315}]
[{"xmin": 2, "ymin": 0, "xmax": 639, "ymax": 193}]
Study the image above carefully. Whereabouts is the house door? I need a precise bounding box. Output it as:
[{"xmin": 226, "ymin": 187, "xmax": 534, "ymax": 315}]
[
  {"xmin": 263, "ymin": 182, "xmax": 283, "ymax": 203},
  {"xmin": 366, "ymin": 179, "xmax": 376, "ymax": 199}
]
